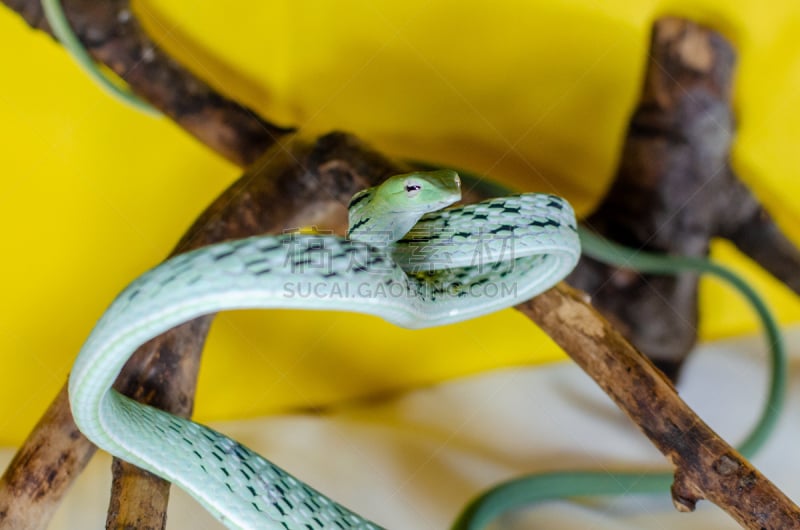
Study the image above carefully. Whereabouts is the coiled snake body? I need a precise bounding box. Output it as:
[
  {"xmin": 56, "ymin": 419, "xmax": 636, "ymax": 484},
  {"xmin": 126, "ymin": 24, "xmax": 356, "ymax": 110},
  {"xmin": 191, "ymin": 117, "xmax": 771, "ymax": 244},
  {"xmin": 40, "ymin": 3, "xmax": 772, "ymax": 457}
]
[{"xmin": 68, "ymin": 170, "xmax": 580, "ymax": 529}]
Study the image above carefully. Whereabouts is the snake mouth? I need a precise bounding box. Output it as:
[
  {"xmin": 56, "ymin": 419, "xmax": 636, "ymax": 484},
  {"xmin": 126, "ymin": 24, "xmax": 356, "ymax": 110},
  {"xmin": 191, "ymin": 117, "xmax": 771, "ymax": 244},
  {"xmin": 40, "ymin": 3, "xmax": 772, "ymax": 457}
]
[{"xmin": 387, "ymin": 196, "xmax": 459, "ymax": 216}]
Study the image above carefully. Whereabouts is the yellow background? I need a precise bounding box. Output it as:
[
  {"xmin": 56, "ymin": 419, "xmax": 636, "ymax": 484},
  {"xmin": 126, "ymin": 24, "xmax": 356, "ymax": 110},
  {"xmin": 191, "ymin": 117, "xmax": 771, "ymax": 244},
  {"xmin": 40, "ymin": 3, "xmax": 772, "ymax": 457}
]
[{"xmin": 1, "ymin": 0, "xmax": 799, "ymax": 445}]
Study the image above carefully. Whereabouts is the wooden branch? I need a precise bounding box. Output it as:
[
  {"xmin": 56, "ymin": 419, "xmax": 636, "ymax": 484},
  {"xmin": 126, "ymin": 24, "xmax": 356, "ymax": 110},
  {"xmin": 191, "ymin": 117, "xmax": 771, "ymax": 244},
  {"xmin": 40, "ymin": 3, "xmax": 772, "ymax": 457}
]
[
  {"xmin": 0, "ymin": 386, "xmax": 94, "ymax": 530},
  {"xmin": 0, "ymin": 0, "xmax": 293, "ymax": 166},
  {"xmin": 568, "ymin": 17, "xmax": 800, "ymax": 379},
  {"xmin": 516, "ymin": 284, "xmax": 800, "ymax": 529},
  {"xmin": 2, "ymin": 3, "xmax": 798, "ymax": 529},
  {"xmin": 720, "ymin": 192, "xmax": 800, "ymax": 294}
]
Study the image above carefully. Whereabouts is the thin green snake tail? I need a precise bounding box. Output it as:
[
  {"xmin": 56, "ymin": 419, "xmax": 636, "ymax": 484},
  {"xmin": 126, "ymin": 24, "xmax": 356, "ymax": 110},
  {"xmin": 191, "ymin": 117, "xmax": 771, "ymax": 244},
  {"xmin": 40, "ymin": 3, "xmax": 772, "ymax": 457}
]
[
  {"xmin": 41, "ymin": 0, "xmax": 160, "ymax": 115},
  {"xmin": 452, "ymin": 472, "xmax": 675, "ymax": 530},
  {"xmin": 577, "ymin": 229, "xmax": 785, "ymax": 459},
  {"xmin": 443, "ymin": 168, "xmax": 786, "ymax": 530}
]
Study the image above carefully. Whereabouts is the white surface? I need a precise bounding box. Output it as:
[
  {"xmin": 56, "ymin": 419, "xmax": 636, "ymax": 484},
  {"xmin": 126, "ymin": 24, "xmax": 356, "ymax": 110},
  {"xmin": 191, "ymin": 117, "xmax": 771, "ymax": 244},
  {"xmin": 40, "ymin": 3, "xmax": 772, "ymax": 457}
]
[{"xmin": 2, "ymin": 328, "xmax": 798, "ymax": 529}]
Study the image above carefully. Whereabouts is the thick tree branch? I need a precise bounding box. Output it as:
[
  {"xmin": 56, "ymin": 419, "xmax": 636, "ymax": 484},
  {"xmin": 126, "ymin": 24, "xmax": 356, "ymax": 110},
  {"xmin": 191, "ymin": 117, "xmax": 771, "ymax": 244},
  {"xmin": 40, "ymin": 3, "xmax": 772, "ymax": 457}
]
[
  {"xmin": 568, "ymin": 17, "xmax": 800, "ymax": 378},
  {"xmin": 1, "ymin": 0, "xmax": 293, "ymax": 166},
  {"xmin": 517, "ymin": 284, "xmax": 800, "ymax": 529}
]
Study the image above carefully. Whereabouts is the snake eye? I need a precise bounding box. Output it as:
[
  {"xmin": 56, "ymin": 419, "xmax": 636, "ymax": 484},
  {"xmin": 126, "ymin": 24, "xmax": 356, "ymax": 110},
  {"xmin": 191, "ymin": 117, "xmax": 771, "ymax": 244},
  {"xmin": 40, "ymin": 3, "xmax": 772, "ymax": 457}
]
[{"xmin": 405, "ymin": 182, "xmax": 422, "ymax": 197}]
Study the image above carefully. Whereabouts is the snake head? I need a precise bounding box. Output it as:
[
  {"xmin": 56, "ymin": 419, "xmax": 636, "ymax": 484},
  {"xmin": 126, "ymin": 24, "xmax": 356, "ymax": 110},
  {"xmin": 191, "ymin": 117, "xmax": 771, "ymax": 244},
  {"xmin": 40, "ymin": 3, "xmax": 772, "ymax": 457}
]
[
  {"xmin": 381, "ymin": 169, "xmax": 462, "ymax": 214},
  {"xmin": 348, "ymin": 169, "xmax": 462, "ymax": 243}
]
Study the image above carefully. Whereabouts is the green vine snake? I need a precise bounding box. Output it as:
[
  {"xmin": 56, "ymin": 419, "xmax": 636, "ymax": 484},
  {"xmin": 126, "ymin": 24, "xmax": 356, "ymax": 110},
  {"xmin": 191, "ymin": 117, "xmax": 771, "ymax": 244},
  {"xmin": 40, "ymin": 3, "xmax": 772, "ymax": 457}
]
[
  {"xmin": 69, "ymin": 169, "xmax": 582, "ymax": 529},
  {"xmin": 43, "ymin": 4, "xmax": 786, "ymax": 528}
]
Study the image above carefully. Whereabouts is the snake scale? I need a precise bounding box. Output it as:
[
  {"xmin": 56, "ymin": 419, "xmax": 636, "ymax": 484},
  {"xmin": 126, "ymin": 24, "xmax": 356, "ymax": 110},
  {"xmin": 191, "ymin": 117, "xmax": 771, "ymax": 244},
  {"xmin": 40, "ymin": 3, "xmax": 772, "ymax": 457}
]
[{"xmin": 69, "ymin": 169, "xmax": 581, "ymax": 529}]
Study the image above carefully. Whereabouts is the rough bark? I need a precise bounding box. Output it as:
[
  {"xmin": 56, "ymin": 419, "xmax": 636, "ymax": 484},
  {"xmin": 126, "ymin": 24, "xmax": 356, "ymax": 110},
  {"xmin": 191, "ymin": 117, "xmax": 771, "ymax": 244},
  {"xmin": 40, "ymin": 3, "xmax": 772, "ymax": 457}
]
[
  {"xmin": 517, "ymin": 284, "xmax": 800, "ymax": 529},
  {"xmin": 0, "ymin": 386, "xmax": 94, "ymax": 530},
  {"xmin": 568, "ymin": 17, "xmax": 800, "ymax": 379}
]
